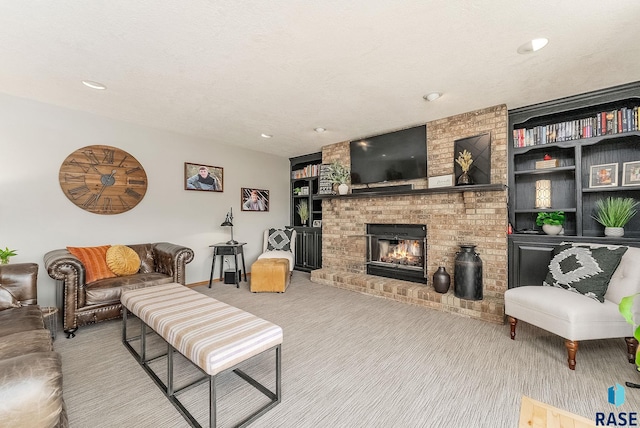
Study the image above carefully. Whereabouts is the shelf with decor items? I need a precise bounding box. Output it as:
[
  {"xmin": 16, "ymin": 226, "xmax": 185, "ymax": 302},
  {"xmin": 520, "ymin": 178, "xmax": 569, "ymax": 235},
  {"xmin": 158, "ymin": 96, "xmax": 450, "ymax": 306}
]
[
  {"xmin": 508, "ymin": 81, "xmax": 640, "ymax": 288},
  {"xmin": 290, "ymin": 152, "xmax": 323, "ymax": 271}
]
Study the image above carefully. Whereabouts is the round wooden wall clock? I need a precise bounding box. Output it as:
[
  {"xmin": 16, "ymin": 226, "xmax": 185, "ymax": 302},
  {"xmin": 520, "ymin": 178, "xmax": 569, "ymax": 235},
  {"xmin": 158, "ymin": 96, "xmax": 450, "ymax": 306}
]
[{"xmin": 59, "ymin": 145, "xmax": 147, "ymax": 215}]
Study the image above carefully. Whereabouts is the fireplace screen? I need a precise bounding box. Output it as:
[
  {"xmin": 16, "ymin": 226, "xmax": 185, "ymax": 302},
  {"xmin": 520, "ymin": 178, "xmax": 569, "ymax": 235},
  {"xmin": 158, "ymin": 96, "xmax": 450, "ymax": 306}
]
[{"xmin": 366, "ymin": 224, "xmax": 427, "ymax": 283}]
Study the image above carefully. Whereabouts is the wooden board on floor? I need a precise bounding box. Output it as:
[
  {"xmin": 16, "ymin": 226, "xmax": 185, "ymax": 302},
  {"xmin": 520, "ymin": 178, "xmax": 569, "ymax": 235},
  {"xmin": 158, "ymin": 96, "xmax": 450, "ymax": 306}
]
[{"xmin": 519, "ymin": 396, "xmax": 595, "ymax": 428}]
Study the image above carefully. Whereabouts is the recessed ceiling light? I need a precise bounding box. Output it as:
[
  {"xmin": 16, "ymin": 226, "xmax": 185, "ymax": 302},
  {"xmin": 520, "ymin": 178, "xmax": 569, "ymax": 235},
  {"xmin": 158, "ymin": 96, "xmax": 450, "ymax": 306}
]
[
  {"xmin": 423, "ymin": 92, "xmax": 442, "ymax": 102},
  {"xmin": 82, "ymin": 80, "xmax": 107, "ymax": 90},
  {"xmin": 517, "ymin": 38, "xmax": 549, "ymax": 54},
  {"xmin": 260, "ymin": 133, "xmax": 273, "ymax": 138},
  {"xmin": 314, "ymin": 127, "xmax": 326, "ymax": 133}
]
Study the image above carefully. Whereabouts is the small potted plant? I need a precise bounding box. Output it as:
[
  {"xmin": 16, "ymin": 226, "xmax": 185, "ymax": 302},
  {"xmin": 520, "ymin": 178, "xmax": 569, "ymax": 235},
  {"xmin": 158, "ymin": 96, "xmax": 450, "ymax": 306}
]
[
  {"xmin": 536, "ymin": 211, "xmax": 565, "ymax": 235},
  {"xmin": 326, "ymin": 161, "xmax": 351, "ymax": 195},
  {"xmin": 0, "ymin": 247, "xmax": 17, "ymax": 264},
  {"xmin": 296, "ymin": 200, "xmax": 309, "ymax": 226},
  {"xmin": 619, "ymin": 293, "xmax": 640, "ymax": 373},
  {"xmin": 592, "ymin": 197, "xmax": 639, "ymax": 237}
]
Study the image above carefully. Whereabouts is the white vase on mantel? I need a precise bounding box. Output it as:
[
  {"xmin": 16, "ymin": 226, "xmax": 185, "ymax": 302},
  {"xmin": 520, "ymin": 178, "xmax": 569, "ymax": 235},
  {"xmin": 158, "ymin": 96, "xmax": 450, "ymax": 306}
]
[
  {"xmin": 338, "ymin": 183, "xmax": 349, "ymax": 195},
  {"xmin": 604, "ymin": 227, "xmax": 624, "ymax": 237}
]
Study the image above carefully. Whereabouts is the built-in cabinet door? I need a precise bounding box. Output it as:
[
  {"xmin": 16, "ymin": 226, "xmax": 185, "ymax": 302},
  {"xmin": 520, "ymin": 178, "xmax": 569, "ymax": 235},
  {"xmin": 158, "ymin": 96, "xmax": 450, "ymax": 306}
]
[
  {"xmin": 293, "ymin": 227, "xmax": 322, "ymax": 271},
  {"xmin": 508, "ymin": 236, "xmax": 555, "ymax": 289}
]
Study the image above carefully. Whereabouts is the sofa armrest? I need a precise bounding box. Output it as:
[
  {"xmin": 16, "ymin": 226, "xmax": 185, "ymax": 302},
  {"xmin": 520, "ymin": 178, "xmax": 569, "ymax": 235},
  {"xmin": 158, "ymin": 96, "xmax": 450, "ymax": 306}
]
[
  {"xmin": 0, "ymin": 263, "xmax": 39, "ymax": 305},
  {"xmin": 152, "ymin": 243, "xmax": 194, "ymax": 285},
  {"xmin": 43, "ymin": 249, "xmax": 87, "ymax": 327}
]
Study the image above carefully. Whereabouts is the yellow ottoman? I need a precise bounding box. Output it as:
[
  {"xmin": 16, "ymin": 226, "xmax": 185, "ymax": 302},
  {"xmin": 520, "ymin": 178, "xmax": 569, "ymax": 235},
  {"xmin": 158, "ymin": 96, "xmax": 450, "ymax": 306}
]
[{"xmin": 251, "ymin": 258, "xmax": 290, "ymax": 293}]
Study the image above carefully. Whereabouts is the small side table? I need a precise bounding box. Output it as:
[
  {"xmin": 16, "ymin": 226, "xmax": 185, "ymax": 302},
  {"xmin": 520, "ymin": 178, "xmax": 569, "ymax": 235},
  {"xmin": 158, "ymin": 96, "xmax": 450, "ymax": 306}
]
[
  {"xmin": 40, "ymin": 306, "xmax": 59, "ymax": 340},
  {"xmin": 208, "ymin": 242, "xmax": 247, "ymax": 288}
]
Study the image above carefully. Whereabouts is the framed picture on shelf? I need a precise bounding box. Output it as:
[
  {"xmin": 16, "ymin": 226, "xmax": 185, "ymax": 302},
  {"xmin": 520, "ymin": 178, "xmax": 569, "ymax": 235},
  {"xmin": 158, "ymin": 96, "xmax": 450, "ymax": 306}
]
[
  {"xmin": 622, "ymin": 161, "xmax": 640, "ymax": 187},
  {"xmin": 312, "ymin": 220, "xmax": 322, "ymax": 228},
  {"xmin": 185, "ymin": 162, "xmax": 223, "ymax": 192},
  {"xmin": 241, "ymin": 188, "xmax": 269, "ymax": 211},
  {"xmin": 589, "ymin": 163, "xmax": 618, "ymax": 188},
  {"xmin": 300, "ymin": 186, "xmax": 310, "ymax": 195}
]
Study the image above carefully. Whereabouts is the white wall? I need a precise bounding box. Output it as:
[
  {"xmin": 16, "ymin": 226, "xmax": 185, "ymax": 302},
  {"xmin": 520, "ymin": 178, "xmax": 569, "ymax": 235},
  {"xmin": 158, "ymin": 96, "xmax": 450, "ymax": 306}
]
[{"xmin": 0, "ymin": 94, "xmax": 290, "ymax": 306}]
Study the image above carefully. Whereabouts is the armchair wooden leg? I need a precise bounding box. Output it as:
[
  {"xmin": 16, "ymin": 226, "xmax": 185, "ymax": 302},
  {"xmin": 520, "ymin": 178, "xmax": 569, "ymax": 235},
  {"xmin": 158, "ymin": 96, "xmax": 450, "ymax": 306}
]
[
  {"xmin": 508, "ymin": 316, "xmax": 517, "ymax": 340},
  {"xmin": 625, "ymin": 337, "xmax": 638, "ymax": 364},
  {"xmin": 565, "ymin": 340, "xmax": 578, "ymax": 370}
]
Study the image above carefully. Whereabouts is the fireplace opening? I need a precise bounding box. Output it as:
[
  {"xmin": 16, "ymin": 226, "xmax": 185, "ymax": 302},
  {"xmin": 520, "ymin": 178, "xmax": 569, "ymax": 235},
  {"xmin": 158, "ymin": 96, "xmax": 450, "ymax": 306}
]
[{"xmin": 366, "ymin": 224, "xmax": 426, "ymax": 284}]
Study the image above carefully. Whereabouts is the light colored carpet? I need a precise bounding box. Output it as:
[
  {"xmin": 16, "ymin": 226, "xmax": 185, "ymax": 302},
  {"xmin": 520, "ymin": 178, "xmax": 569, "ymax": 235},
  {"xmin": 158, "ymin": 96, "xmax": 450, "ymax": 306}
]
[{"xmin": 55, "ymin": 272, "xmax": 639, "ymax": 427}]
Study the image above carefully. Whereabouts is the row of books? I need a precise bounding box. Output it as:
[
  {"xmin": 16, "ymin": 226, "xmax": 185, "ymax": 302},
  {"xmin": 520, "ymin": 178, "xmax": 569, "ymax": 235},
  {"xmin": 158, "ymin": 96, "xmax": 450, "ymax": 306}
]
[
  {"xmin": 513, "ymin": 106, "xmax": 640, "ymax": 147},
  {"xmin": 291, "ymin": 163, "xmax": 320, "ymax": 179}
]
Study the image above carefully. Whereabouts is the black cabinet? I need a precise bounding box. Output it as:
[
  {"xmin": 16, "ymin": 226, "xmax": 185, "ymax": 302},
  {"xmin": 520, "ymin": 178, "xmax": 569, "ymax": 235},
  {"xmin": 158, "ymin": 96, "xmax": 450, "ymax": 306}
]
[
  {"xmin": 290, "ymin": 153, "xmax": 322, "ymax": 271},
  {"xmin": 508, "ymin": 81, "xmax": 640, "ymax": 287},
  {"xmin": 293, "ymin": 227, "xmax": 322, "ymax": 271}
]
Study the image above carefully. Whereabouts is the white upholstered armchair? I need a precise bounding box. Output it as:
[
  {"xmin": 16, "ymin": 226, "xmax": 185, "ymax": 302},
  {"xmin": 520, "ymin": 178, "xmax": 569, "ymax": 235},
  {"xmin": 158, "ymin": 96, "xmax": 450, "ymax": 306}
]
[
  {"xmin": 257, "ymin": 228, "xmax": 296, "ymax": 272},
  {"xmin": 505, "ymin": 244, "xmax": 640, "ymax": 370}
]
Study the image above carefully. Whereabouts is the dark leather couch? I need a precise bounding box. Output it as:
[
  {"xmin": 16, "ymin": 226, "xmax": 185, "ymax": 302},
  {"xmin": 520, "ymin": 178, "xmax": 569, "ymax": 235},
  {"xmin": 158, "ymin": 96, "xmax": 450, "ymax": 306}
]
[
  {"xmin": 44, "ymin": 242, "xmax": 194, "ymax": 338},
  {"xmin": 0, "ymin": 262, "xmax": 67, "ymax": 427}
]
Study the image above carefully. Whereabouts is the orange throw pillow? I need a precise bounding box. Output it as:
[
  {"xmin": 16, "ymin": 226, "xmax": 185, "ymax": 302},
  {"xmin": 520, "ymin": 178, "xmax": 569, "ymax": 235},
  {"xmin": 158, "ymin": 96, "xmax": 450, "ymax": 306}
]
[{"xmin": 67, "ymin": 245, "xmax": 117, "ymax": 284}]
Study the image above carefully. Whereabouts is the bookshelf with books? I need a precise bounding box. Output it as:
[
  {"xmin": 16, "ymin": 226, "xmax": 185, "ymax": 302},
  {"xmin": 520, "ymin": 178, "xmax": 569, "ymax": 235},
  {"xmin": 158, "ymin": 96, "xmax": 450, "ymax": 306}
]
[
  {"xmin": 290, "ymin": 152, "xmax": 322, "ymax": 271},
  {"xmin": 507, "ymin": 81, "xmax": 640, "ymax": 288}
]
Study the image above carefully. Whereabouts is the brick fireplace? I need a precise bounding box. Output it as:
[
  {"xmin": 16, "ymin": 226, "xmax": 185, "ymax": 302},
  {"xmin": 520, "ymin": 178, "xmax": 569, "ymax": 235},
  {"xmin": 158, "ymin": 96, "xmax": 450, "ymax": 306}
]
[{"xmin": 310, "ymin": 105, "xmax": 508, "ymax": 323}]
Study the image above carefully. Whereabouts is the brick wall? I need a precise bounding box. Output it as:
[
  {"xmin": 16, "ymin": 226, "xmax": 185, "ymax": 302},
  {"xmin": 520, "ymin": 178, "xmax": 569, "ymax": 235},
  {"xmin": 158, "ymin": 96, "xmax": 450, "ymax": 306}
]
[{"xmin": 311, "ymin": 105, "xmax": 509, "ymax": 323}]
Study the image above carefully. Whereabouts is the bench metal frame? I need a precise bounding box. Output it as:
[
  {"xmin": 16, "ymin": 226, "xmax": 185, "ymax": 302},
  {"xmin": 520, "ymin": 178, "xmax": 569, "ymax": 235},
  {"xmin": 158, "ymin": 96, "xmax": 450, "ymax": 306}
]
[{"xmin": 122, "ymin": 307, "xmax": 281, "ymax": 428}]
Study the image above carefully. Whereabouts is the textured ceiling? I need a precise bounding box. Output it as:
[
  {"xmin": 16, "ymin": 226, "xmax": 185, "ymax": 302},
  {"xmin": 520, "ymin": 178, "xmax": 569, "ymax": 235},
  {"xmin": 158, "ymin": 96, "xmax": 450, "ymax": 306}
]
[{"xmin": 1, "ymin": 1, "xmax": 639, "ymax": 158}]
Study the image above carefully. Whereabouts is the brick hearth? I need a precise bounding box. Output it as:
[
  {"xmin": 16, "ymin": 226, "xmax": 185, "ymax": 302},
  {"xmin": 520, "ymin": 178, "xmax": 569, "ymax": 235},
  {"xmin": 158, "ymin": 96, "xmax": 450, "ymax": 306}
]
[{"xmin": 310, "ymin": 105, "xmax": 509, "ymax": 324}]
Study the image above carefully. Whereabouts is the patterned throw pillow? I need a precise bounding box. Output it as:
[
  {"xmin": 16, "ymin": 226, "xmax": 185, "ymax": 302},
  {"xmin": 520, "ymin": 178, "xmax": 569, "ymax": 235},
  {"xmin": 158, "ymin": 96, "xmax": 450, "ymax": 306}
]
[
  {"xmin": 266, "ymin": 228, "xmax": 294, "ymax": 252},
  {"xmin": 0, "ymin": 284, "xmax": 20, "ymax": 310},
  {"xmin": 67, "ymin": 245, "xmax": 117, "ymax": 284},
  {"xmin": 543, "ymin": 243, "xmax": 628, "ymax": 302},
  {"xmin": 106, "ymin": 245, "xmax": 141, "ymax": 276}
]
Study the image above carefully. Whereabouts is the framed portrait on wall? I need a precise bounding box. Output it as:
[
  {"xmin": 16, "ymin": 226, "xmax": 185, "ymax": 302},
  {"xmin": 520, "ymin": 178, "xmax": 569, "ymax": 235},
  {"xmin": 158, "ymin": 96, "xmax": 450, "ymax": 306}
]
[
  {"xmin": 589, "ymin": 163, "xmax": 618, "ymax": 188},
  {"xmin": 622, "ymin": 161, "xmax": 640, "ymax": 187},
  {"xmin": 241, "ymin": 188, "xmax": 269, "ymax": 211},
  {"xmin": 184, "ymin": 162, "xmax": 223, "ymax": 192}
]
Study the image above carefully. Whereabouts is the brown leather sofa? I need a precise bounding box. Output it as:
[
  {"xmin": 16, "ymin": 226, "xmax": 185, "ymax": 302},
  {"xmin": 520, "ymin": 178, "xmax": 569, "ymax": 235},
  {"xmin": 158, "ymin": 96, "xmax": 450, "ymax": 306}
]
[
  {"xmin": 44, "ymin": 242, "xmax": 194, "ymax": 338},
  {"xmin": 0, "ymin": 262, "xmax": 68, "ymax": 427}
]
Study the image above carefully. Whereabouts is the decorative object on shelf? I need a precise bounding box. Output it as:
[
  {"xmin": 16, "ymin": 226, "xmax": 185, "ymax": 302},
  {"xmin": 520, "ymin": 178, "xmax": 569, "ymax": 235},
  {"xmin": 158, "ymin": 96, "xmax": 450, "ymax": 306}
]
[
  {"xmin": 536, "ymin": 211, "xmax": 565, "ymax": 235},
  {"xmin": 325, "ymin": 161, "xmax": 351, "ymax": 195},
  {"xmin": 535, "ymin": 154, "xmax": 559, "ymax": 169},
  {"xmin": 300, "ymin": 186, "xmax": 310, "ymax": 195},
  {"xmin": 622, "ymin": 161, "xmax": 640, "ymax": 187},
  {"xmin": 185, "ymin": 162, "xmax": 223, "ymax": 192},
  {"xmin": 59, "ymin": 145, "xmax": 148, "ymax": 214},
  {"xmin": 241, "ymin": 188, "xmax": 269, "ymax": 211},
  {"xmin": 428, "ymin": 174, "xmax": 454, "ymax": 188},
  {"xmin": 454, "ymin": 244, "xmax": 483, "ymax": 300},
  {"xmin": 318, "ymin": 164, "xmax": 334, "ymax": 195},
  {"xmin": 221, "ymin": 207, "xmax": 238, "ymax": 244},
  {"xmin": 591, "ymin": 197, "xmax": 638, "ymax": 237},
  {"xmin": 293, "ymin": 187, "xmax": 301, "ymax": 195},
  {"xmin": 589, "ymin": 163, "xmax": 618, "ymax": 188},
  {"xmin": 432, "ymin": 262, "xmax": 450, "ymax": 294},
  {"xmin": 296, "ymin": 200, "xmax": 309, "ymax": 226},
  {"xmin": 312, "ymin": 220, "xmax": 322, "ymax": 228},
  {"xmin": 534, "ymin": 180, "xmax": 552, "ymax": 209},
  {"xmin": 454, "ymin": 133, "xmax": 491, "ymax": 185},
  {"xmin": 0, "ymin": 247, "xmax": 17, "ymax": 264},
  {"xmin": 455, "ymin": 149, "xmax": 474, "ymax": 185}
]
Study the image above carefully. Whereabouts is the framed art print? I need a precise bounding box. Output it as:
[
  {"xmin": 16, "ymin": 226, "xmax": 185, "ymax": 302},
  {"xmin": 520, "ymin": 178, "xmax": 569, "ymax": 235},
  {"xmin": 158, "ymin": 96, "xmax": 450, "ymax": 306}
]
[
  {"xmin": 241, "ymin": 188, "xmax": 269, "ymax": 211},
  {"xmin": 622, "ymin": 161, "xmax": 640, "ymax": 187},
  {"xmin": 185, "ymin": 162, "xmax": 223, "ymax": 192},
  {"xmin": 312, "ymin": 220, "xmax": 322, "ymax": 227},
  {"xmin": 589, "ymin": 163, "xmax": 618, "ymax": 188}
]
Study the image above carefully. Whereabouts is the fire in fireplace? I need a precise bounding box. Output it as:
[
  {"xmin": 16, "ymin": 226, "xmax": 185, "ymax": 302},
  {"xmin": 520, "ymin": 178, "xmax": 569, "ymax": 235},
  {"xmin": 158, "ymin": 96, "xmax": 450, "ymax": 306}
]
[{"xmin": 366, "ymin": 224, "xmax": 426, "ymax": 284}]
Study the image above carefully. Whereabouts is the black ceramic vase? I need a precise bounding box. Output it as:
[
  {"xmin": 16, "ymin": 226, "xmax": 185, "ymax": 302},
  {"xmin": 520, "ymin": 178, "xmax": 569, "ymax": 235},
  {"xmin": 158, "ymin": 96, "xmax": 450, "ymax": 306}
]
[
  {"xmin": 454, "ymin": 244, "xmax": 483, "ymax": 300},
  {"xmin": 457, "ymin": 171, "xmax": 472, "ymax": 185},
  {"xmin": 432, "ymin": 266, "xmax": 451, "ymax": 293}
]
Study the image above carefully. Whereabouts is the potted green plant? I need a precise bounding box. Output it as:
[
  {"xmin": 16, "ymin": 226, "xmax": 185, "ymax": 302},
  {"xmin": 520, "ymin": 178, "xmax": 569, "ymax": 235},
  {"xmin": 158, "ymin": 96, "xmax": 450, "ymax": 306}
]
[
  {"xmin": 0, "ymin": 247, "xmax": 17, "ymax": 264},
  {"xmin": 592, "ymin": 197, "xmax": 639, "ymax": 237},
  {"xmin": 296, "ymin": 200, "xmax": 309, "ymax": 226},
  {"xmin": 326, "ymin": 161, "xmax": 351, "ymax": 195},
  {"xmin": 536, "ymin": 211, "xmax": 565, "ymax": 235},
  {"xmin": 619, "ymin": 294, "xmax": 640, "ymax": 372}
]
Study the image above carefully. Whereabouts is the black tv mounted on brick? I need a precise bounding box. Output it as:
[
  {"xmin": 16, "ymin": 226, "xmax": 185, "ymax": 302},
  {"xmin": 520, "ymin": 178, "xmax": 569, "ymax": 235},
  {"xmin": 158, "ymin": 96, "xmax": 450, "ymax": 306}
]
[{"xmin": 349, "ymin": 125, "xmax": 427, "ymax": 185}]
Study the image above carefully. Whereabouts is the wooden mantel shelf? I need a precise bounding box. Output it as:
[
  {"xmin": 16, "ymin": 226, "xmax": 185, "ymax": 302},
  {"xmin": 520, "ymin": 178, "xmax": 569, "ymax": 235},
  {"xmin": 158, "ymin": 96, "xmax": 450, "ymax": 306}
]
[{"xmin": 312, "ymin": 183, "xmax": 507, "ymax": 200}]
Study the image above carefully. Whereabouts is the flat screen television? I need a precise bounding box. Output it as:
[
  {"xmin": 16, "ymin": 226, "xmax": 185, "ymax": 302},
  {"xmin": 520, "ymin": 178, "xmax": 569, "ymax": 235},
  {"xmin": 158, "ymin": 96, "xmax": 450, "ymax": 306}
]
[{"xmin": 350, "ymin": 125, "xmax": 427, "ymax": 185}]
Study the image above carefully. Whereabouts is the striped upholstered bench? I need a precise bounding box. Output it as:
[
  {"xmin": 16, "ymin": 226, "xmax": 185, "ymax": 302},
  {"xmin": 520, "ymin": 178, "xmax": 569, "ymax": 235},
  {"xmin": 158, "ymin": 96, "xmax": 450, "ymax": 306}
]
[{"xmin": 121, "ymin": 282, "xmax": 282, "ymax": 428}]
